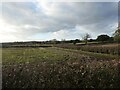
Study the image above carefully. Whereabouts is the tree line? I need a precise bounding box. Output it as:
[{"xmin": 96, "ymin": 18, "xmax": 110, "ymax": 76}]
[
  {"xmin": 2, "ymin": 27, "xmax": 120, "ymax": 45},
  {"xmin": 50, "ymin": 27, "xmax": 120, "ymax": 45}
]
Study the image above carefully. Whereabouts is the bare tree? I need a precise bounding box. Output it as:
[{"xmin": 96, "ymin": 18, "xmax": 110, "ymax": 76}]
[
  {"xmin": 82, "ymin": 33, "xmax": 91, "ymax": 45},
  {"xmin": 61, "ymin": 39, "xmax": 66, "ymax": 44},
  {"xmin": 51, "ymin": 39, "xmax": 57, "ymax": 44}
]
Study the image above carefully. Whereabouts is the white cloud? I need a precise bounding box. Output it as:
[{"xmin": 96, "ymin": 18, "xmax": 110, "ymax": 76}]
[
  {"xmin": 0, "ymin": 19, "xmax": 19, "ymax": 42},
  {"xmin": 52, "ymin": 29, "xmax": 71, "ymax": 40}
]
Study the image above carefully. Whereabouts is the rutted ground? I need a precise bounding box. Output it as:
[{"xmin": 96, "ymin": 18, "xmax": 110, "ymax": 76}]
[{"xmin": 2, "ymin": 47, "xmax": 120, "ymax": 88}]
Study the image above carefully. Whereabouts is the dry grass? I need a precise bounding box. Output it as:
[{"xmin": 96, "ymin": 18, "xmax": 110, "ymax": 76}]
[{"xmin": 2, "ymin": 47, "xmax": 120, "ymax": 88}]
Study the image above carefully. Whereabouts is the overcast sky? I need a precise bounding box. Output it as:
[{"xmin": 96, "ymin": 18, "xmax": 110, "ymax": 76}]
[{"xmin": 0, "ymin": 1, "xmax": 118, "ymax": 42}]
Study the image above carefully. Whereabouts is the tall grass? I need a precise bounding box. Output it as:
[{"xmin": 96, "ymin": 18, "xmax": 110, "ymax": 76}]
[
  {"xmin": 55, "ymin": 44, "xmax": 120, "ymax": 55},
  {"xmin": 2, "ymin": 47, "xmax": 120, "ymax": 88}
]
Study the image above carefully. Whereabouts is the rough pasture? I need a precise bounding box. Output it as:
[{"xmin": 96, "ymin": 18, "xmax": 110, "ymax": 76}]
[{"xmin": 2, "ymin": 47, "xmax": 120, "ymax": 88}]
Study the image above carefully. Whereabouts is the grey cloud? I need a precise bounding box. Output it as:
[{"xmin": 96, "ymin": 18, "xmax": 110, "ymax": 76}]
[{"xmin": 1, "ymin": 2, "xmax": 118, "ymax": 40}]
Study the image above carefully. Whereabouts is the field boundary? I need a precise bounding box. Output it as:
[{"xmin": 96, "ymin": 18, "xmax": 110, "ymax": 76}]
[{"xmin": 54, "ymin": 47, "xmax": 120, "ymax": 60}]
